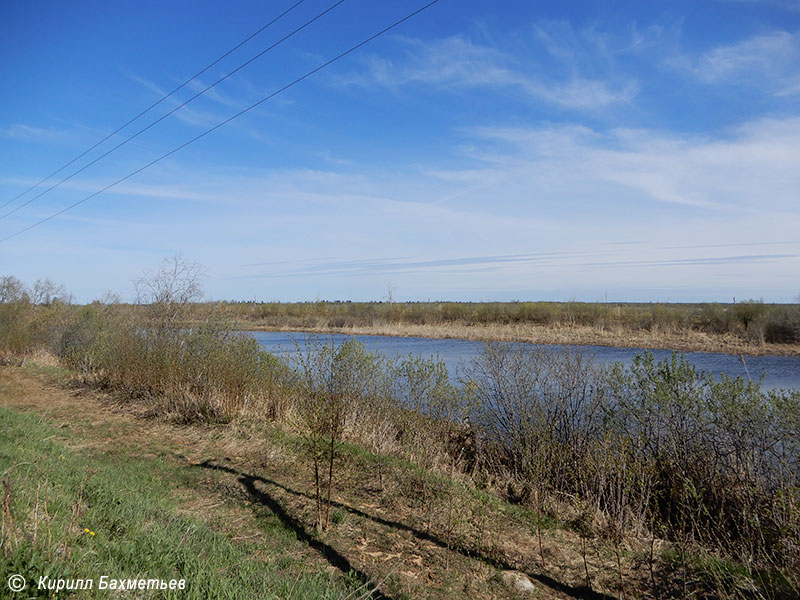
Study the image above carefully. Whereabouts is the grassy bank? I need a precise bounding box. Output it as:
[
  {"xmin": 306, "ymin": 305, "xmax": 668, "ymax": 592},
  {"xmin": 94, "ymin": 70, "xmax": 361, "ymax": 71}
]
[
  {"xmin": 208, "ymin": 300, "xmax": 800, "ymax": 356},
  {"xmin": 0, "ymin": 398, "xmax": 365, "ymax": 599}
]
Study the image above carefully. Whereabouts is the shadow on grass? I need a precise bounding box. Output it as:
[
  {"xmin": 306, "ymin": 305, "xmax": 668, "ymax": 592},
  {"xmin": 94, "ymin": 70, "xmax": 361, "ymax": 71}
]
[
  {"xmin": 197, "ymin": 459, "xmax": 394, "ymax": 600},
  {"xmin": 198, "ymin": 460, "xmax": 615, "ymax": 600}
]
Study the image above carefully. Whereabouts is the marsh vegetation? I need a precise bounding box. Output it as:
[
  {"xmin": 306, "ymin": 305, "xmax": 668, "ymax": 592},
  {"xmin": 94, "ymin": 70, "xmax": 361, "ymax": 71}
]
[{"xmin": 204, "ymin": 298, "xmax": 800, "ymax": 356}]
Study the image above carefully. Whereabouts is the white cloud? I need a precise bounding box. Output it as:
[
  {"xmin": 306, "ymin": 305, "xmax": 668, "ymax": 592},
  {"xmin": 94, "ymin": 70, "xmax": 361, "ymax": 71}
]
[
  {"xmin": 123, "ymin": 71, "xmax": 228, "ymax": 128},
  {"xmin": 716, "ymin": 0, "xmax": 800, "ymax": 12},
  {"xmin": 0, "ymin": 124, "xmax": 83, "ymax": 144},
  {"xmin": 679, "ymin": 30, "xmax": 800, "ymax": 94},
  {"xmin": 533, "ymin": 19, "xmax": 667, "ymax": 60},
  {"xmin": 339, "ymin": 34, "xmax": 638, "ymax": 111},
  {"xmin": 185, "ymin": 78, "xmax": 249, "ymax": 110},
  {"xmin": 459, "ymin": 116, "xmax": 800, "ymax": 213}
]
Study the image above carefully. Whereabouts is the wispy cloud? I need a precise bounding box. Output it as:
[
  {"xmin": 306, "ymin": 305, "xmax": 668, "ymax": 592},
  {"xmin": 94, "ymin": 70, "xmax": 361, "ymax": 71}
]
[
  {"xmin": 123, "ymin": 71, "xmax": 229, "ymax": 128},
  {"xmin": 532, "ymin": 19, "xmax": 668, "ymax": 61},
  {"xmin": 661, "ymin": 241, "xmax": 799, "ymax": 250},
  {"xmin": 585, "ymin": 254, "xmax": 798, "ymax": 269},
  {"xmin": 184, "ymin": 77, "xmax": 251, "ymax": 111},
  {"xmin": 0, "ymin": 124, "xmax": 83, "ymax": 144},
  {"xmin": 715, "ymin": 0, "xmax": 800, "ymax": 12},
  {"xmin": 0, "ymin": 174, "xmax": 221, "ymax": 204},
  {"xmin": 676, "ymin": 30, "xmax": 800, "ymax": 95},
  {"xmin": 338, "ymin": 33, "xmax": 638, "ymax": 111},
  {"xmin": 454, "ymin": 116, "xmax": 800, "ymax": 212},
  {"xmin": 244, "ymin": 252, "xmax": 578, "ymax": 278}
]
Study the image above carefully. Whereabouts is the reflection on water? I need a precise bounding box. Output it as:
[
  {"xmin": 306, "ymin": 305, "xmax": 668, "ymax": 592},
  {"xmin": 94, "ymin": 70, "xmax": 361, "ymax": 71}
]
[{"xmin": 246, "ymin": 331, "xmax": 800, "ymax": 392}]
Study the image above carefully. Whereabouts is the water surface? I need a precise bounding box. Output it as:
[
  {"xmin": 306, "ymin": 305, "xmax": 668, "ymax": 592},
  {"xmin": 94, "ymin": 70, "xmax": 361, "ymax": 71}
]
[{"xmin": 246, "ymin": 330, "xmax": 800, "ymax": 392}]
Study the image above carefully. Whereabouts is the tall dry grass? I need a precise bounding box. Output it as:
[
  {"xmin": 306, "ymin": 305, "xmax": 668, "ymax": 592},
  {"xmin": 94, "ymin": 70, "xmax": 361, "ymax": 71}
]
[
  {"xmin": 209, "ymin": 299, "xmax": 800, "ymax": 346},
  {"xmin": 52, "ymin": 302, "xmax": 291, "ymax": 422}
]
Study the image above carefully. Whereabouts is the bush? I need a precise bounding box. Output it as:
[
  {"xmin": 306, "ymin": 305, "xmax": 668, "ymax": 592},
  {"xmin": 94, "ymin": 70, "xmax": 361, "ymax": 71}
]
[
  {"xmin": 461, "ymin": 345, "xmax": 799, "ymax": 593},
  {"xmin": 761, "ymin": 306, "xmax": 800, "ymax": 344},
  {"xmin": 54, "ymin": 304, "xmax": 289, "ymax": 422},
  {"xmin": 463, "ymin": 343, "xmax": 600, "ymax": 497},
  {"xmin": 601, "ymin": 352, "xmax": 799, "ymax": 571},
  {"xmin": 0, "ymin": 300, "xmax": 35, "ymax": 360}
]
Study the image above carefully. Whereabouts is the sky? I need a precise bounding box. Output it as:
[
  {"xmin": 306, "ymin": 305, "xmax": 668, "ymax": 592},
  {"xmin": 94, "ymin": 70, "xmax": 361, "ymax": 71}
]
[{"xmin": 1, "ymin": 0, "xmax": 799, "ymax": 303}]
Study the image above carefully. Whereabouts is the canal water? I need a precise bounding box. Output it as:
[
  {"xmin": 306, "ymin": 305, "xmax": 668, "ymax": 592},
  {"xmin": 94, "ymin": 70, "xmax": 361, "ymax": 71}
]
[{"xmin": 246, "ymin": 331, "xmax": 800, "ymax": 392}]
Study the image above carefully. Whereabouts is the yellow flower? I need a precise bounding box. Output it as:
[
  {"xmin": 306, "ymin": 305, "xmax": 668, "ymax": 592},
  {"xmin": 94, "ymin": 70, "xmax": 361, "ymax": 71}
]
[
  {"xmin": 89, "ymin": 531, "xmax": 95, "ymax": 536},
  {"xmin": 83, "ymin": 528, "xmax": 90, "ymax": 533}
]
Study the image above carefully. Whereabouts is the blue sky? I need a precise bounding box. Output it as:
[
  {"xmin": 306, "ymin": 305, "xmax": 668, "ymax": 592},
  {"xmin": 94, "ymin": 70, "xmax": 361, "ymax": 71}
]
[{"xmin": 1, "ymin": 0, "xmax": 799, "ymax": 303}]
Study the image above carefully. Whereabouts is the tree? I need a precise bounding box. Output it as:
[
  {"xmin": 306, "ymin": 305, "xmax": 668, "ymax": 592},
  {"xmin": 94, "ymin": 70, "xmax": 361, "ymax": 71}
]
[
  {"xmin": 384, "ymin": 282, "xmax": 397, "ymax": 304},
  {"xmin": 296, "ymin": 338, "xmax": 380, "ymax": 530},
  {"xmin": 0, "ymin": 276, "xmax": 27, "ymax": 303},
  {"xmin": 134, "ymin": 255, "xmax": 205, "ymax": 327},
  {"xmin": 30, "ymin": 278, "xmax": 68, "ymax": 305}
]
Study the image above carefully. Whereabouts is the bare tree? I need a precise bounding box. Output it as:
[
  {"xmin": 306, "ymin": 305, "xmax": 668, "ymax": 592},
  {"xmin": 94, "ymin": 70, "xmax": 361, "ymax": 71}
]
[
  {"xmin": 295, "ymin": 338, "xmax": 381, "ymax": 531},
  {"xmin": 30, "ymin": 278, "xmax": 67, "ymax": 305},
  {"xmin": 134, "ymin": 255, "xmax": 205, "ymax": 327},
  {"xmin": 96, "ymin": 291, "xmax": 122, "ymax": 306},
  {"xmin": 0, "ymin": 276, "xmax": 27, "ymax": 303},
  {"xmin": 384, "ymin": 282, "xmax": 397, "ymax": 304}
]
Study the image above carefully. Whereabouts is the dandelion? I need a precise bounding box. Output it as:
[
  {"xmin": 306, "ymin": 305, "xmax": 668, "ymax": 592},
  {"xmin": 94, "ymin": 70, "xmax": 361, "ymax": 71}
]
[
  {"xmin": 89, "ymin": 531, "xmax": 95, "ymax": 536},
  {"xmin": 83, "ymin": 528, "xmax": 90, "ymax": 533}
]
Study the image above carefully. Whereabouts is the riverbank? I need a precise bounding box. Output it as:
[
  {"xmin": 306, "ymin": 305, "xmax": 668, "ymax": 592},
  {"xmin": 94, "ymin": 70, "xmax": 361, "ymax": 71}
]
[
  {"xmin": 212, "ymin": 299, "xmax": 800, "ymax": 356},
  {"xmin": 239, "ymin": 320, "xmax": 800, "ymax": 356},
  {"xmin": 0, "ymin": 359, "xmax": 645, "ymax": 600}
]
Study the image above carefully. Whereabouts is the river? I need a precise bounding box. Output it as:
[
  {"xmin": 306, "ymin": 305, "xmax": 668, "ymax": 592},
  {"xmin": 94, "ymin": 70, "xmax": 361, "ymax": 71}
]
[{"xmin": 245, "ymin": 331, "xmax": 800, "ymax": 392}]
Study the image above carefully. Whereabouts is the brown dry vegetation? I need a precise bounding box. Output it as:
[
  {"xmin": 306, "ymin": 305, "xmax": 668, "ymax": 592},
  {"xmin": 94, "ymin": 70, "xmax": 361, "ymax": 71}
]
[
  {"xmin": 245, "ymin": 320, "xmax": 799, "ymax": 357},
  {"xmin": 204, "ymin": 300, "xmax": 800, "ymax": 356}
]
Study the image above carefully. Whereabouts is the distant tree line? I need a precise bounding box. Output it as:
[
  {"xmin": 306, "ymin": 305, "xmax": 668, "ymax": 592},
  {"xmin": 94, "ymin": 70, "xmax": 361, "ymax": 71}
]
[{"xmin": 0, "ymin": 275, "xmax": 71, "ymax": 305}]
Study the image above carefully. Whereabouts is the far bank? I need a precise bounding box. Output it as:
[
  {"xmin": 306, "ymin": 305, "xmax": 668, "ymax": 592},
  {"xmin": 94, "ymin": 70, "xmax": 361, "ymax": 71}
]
[{"xmin": 235, "ymin": 321, "xmax": 798, "ymax": 356}]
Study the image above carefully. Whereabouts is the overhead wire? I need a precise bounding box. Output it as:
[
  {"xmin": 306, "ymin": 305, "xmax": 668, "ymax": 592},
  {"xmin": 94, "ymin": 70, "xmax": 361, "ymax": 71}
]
[
  {"xmin": 0, "ymin": 0, "xmax": 347, "ymax": 223},
  {"xmin": 0, "ymin": 0, "xmax": 442, "ymax": 244},
  {"xmin": 0, "ymin": 0, "xmax": 308, "ymax": 213}
]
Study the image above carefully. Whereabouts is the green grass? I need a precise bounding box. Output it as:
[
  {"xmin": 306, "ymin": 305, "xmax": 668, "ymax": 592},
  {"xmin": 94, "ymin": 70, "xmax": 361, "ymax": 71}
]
[
  {"xmin": 0, "ymin": 406, "xmax": 362, "ymax": 599},
  {"xmin": 20, "ymin": 360, "xmax": 70, "ymax": 384},
  {"xmin": 660, "ymin": 546, "xmax": 799, "ymax": 600}
]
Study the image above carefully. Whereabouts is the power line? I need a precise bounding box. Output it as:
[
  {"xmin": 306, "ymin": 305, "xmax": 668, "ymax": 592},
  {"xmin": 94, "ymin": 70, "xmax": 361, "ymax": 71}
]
[
  {"xmin": 0, "ymin": 0, "xmax": 347, "ymax": 223},
  {"xmin": 0, "ymin": 0, "xmax": 308, "ymax": 213},
  {"xmin": 0, "ymin": 0, "xmax": 441, "ymax": 244}
]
